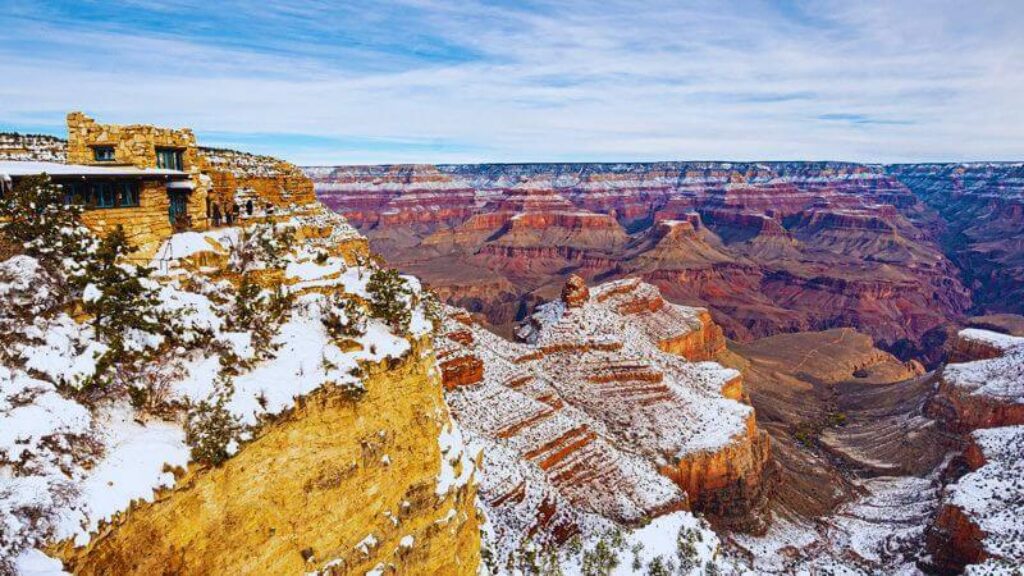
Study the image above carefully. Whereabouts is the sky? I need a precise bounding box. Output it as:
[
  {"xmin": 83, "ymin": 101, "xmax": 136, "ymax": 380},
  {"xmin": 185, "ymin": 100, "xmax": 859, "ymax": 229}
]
[{"xmin": 0, "ymin": 0, "xmax": 1022, "ymax": 165}]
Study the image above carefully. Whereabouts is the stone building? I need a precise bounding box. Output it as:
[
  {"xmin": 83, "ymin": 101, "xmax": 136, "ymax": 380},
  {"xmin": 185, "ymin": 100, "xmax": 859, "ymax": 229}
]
[
  {"xmin": 66, "ymin": 112, "xmax": 211, "ymax": 234},
  {"xmin": 1, "ymin": 112, "xmax": 319, "ymax": 257}
]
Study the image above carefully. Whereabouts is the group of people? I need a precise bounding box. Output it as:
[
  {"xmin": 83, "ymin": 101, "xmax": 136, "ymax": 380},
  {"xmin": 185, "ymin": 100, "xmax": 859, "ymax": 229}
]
[{"xmin": 209, "ymin": 198, "xmax": 255, "ymax": 227}]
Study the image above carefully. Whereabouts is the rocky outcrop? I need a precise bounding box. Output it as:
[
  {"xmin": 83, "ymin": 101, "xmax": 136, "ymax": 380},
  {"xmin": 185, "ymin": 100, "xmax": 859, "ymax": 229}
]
[
  {"xmin": 926, "ymin": 329, "xmax": 1024, "ymax": 432},
  {"xmin": 52, "ymin": 342, "xmax": 481, "ymax": 576},
  {"xmin": 310, "ymin": 161, "xmax": 971, "ymax": 359},
  {"xmin": 660, "ymin": 412, "xmax": 772, "ymax": 533},
  {"xmin": 0, "ymin": 132, "xmax": 67, "ymax": 162},
  {"xmin": 926, "ymin": 425, "xmax": 1024, "ymax": 574},
  {"xmin": 440, "ymin": 277, "xmax": 774, "ymax": 551},
  {"xmin": 560, "ymin": 274, "xmax": 589, "ymax": 308}
]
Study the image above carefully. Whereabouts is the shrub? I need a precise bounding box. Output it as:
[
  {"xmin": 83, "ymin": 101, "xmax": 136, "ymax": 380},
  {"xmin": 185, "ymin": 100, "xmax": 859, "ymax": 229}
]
[
  {"xmin": 185, "ymin": 376, "xmax": 243, "ymax": 466},
  {"xmin": 228, "ymin": 221, "xmax": 295, "ymax": 272},
  {"xmin": 581, "ymin": 539, "xmax": 619, "ymax": 576},
  {"xmin": 321, "ymin": 293, "xmax": 367, "ymax": 339},
  {"xmin": 367, "ymin": 267, "xmax": 411, "ymax": 333},
  {"xmin": 228, "ymin": 273, "xmax": 287, "ymax": 358},
  {"xmin": 645, "ymin": 556, "xmax": 672, "ymax": 576},
  {"xmin": 676, "ymin": 526, "xmax": 701, "ymax": 572}
]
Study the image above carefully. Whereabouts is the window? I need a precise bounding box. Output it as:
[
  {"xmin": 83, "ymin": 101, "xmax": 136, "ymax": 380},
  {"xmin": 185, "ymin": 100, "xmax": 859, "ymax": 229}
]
[
  {"xmin": 95, "ymin": 182, "xmax": 116, "ymax": 208},
  {"xmin": 93, "ymin": 146, "xmax": 115, "ymax": 162},
  {"xmin": 119, "ymin": 181, "xmax": 140, "ymax": 207},
  {"xmin": 156, "ymin": 148, "xmax": 184, "ymax": 171}
]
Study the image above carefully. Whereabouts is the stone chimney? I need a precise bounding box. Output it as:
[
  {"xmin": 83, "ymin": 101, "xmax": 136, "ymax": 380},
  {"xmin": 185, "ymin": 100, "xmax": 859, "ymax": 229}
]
[{"xmin": 561, "ymin": 274, "xmax": 589, "ymax": 308}]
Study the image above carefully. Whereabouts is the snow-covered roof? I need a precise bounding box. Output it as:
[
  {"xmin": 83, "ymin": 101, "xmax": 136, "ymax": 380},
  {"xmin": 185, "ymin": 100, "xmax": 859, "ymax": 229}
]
[{"xmin": 0, "ymin": 160, "xmax": 189, "ymax": 179}]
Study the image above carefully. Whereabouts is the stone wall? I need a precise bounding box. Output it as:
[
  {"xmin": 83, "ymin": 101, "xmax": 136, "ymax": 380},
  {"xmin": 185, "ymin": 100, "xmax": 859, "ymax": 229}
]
[
  {"xmin": 201, "ymin": 154, "xmax": 317, "ymax": 212},
  {"xmin": 52, "ymin": 342, "xmax": 482, "ymax": 576},
  {"xmin": 79, "ymin": 180, "xmax": 173, "ymax": 260}
]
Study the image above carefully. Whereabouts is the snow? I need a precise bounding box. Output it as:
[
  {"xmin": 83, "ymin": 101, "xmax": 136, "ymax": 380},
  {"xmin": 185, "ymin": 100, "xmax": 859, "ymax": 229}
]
[
  {"xmin": 958, "ymin": 328, "xmax": 1024, "ymax": 351},
  {"xmin": 399, "ymin": 535, "xmax": 414, "ymax": 549},
  {"xmin": 18, "ymin": 315, "xmax": 108, "ymax": 389},
  {"xmin": 0, "ymin": 373, "xmax": 90, "ymax": 462},
  {"xmin": 943, "ymin": 342, "xmax": 1024, "ymax": 402},
  {"xmin": 434, "ymin": 419, "xmax": 474, "ymax": 497},
  {"xmin": 286, "ymin": 258, "xmax": 345, "ymax": 282},
  {"xmin": 59, "ymin": 404, "xmax": 189, "ymax": 546},
  {"xmin": 11, "ymin": 549, "xmax": 69, "ymax": 576},
  {"xmin": 224, "ymin": 297, "xmax": 409, "ymax": 426},
  {"xmin": 0, "ymin": 208, "xmax": 447, "ymax": 570},
  {"xmin": 155, "ymin": 228, "xmax": 239, "ymax": 263},
  {"xmin": 947, "ymin": 426, "xmax": 1024, "ymax": 563},
  {"xmin": 356, "ymin": 533, "xmax": 379, "ymax": 555}
]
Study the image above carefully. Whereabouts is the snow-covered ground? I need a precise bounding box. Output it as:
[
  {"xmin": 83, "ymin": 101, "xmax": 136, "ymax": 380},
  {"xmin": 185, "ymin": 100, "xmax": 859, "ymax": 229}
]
[
  {"xmin": 0, "ymin": 211, "xmax": 444, "ymax": 573},
  {"xmin": 943, "ymin": 329, "xmax": 1024, "ymax": 402}
]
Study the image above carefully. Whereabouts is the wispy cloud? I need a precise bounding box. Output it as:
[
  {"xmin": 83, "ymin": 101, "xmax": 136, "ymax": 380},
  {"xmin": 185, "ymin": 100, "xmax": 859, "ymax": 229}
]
[{"xmin": 0, "ymin": 0, "xmax": 1021, "ymax": 164}]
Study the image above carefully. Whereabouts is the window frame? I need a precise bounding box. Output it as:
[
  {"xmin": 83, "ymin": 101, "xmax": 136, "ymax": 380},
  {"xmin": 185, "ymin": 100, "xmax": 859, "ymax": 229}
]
[
  {"xmin": 155, "ymin": 147, "xmax": 185, "ymax": 171},
  {"xmin": 92, "ymin": 146, "xmax": 116, "ymax": 162},
  {"xmin": 119, "ymin": 181, "xmax": 140, "ymax": 207}
]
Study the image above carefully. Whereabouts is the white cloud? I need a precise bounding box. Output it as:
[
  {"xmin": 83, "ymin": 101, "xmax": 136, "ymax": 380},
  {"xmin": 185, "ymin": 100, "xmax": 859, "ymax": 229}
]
[{"xmin": 0, "ymin": 0, "xmax": 1021, "ymax": 164}]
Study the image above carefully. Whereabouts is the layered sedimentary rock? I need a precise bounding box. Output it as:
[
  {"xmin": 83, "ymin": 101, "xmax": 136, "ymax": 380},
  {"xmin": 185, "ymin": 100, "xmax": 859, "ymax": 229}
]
[
  {"xmin": 200, "ymin": 147, "xmax": 317, "ymax": 208},
  {"xmin": 887, "ymin": 163, "xmax": 1024, "ymax": 319},
  {"xmin": 0, "ymin": 132, "xmax": 67, "ymax": 162},
  {"xmin": 729, "ymin": 328, "xmax": 941, "ymax": 521},
  {"xmin": 439, "ymin": 277, "xmax": 773, "ymax": 555},
  {"xmin": 926, "ymin": 329, "xmax": 1024, "ymax": 432},
  {"xmin": 53, "ymin": 345, "xmax": 481, "ymax": 576},
  {"xmin": 927, "ymin": 425, "xmax": 1024, "ymax": 574},
  {"xmin": 922, "ymin": 328, "xmax": 1024, "ymax": 573},
  {"xmin": 310, "ymin": 162, "xmax": 971, "ymax": 357}
]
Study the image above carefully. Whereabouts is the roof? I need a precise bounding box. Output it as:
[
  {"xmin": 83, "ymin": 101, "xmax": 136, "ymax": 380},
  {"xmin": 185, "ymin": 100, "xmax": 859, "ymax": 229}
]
[{"xmin": 0, "ymin": 160, "xmax": 190, "ymax": 179}]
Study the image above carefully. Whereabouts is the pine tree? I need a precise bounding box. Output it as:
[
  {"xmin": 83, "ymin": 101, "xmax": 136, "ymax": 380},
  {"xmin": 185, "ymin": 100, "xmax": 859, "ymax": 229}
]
[
  {"xmin": 367, "ymin": 267, "xmax": 412, "ymax": 333},
  {"xmin": 185, "ymin": 375, "xmax": 243, "ymax": 466},
  {"xmin": 0, "ymin": 174, "xmax": 96, "ymax": 288},
  {"xmin": 81, "ymin": 226, "xmax": 162, "ymax": 360},
  {"xmin": 322, "ymin": 292, "xmax": 367, "ymax": 338}
]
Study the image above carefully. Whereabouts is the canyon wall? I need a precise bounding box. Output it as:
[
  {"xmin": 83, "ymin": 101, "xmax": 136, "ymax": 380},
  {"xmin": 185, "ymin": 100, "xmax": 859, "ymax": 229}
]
[
  {"xmin": 923, "ymin": 328, "xmax": 1024, "ymax": 573},
  {"xmin": 309, "ymin": 162, "xmax": 973, "ymax": 361},
  {"xmin": 52, "ymin": 343, "xmax": 481, "ymax": 575},
  {"xmin": 887, "ymin": 163, "xmax": 1024, "ymax": 320}
]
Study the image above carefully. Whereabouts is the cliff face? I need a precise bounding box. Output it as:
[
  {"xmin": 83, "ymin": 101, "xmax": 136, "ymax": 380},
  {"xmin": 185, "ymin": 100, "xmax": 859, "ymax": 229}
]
[
  {"xmin": 53, "ymin": 344, "xmax": 481, "ymax": 576},
  {"xmin": 309, "ymin": 161, "xmax": 971, "ymax": 359},
  {"xmin": 887, "ymin": 163, "xmax": 1024, "ymax": 319},
  {"xmin": 922, "ymin": 329, "xmax": 1024, "ymax": 573},
  {"xmin": 439, "ymin": 276, "xmax": 773, "ymax": 559},
  {"xmin": 926, "ymin": 329, "xmax": 1024, "ymax": 432},
  {"xmin": 0, "ymin": 204, "xmax": 482, "ymax": 575}
]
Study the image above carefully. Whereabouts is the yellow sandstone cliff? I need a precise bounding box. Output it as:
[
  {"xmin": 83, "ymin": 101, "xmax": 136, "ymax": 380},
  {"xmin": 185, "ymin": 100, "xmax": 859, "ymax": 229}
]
[{"xmin": 52, "ymin": 342, "xmax": 482, "ymax": 576}]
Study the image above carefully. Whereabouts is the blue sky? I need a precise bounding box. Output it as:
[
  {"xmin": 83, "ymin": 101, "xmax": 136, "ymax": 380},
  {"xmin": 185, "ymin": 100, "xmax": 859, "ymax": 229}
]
[{"xmin": 0, "ymin": 0, "xmax": 1021, "ymax": 165}]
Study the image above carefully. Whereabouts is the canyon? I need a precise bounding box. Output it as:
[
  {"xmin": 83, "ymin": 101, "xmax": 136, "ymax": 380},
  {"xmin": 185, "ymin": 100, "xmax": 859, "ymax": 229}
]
[{"xmin": 309, "ymin": 161, "xmax": 1024, "ymax": 365}]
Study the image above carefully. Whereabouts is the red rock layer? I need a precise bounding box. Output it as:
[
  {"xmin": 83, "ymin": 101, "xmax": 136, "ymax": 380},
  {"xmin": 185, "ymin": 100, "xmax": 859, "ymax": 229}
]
[
  {"xmin": 927, "ymin": 503, "xmax": 988, "ymax": 572},
  {"xmin": 310, "ymin": 162, "xmax": 971, "ymax": 361},
  {"xmin": 660, "ymin": 413, "xmax": 772, "ymax": 533}
]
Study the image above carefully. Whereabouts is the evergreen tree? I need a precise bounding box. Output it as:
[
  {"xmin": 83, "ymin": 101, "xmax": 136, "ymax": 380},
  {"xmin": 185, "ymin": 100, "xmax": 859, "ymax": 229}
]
[
  {"xmin": 366, "ymin": 267, "xmax": 412, "ymax": 333},
  {"xmin": 81, "ymin": 226, "xmax": 162, "ymax": 359},
  {"xmin": 0, "ymin": 174, "xmax": 96, "ymax": 286},
  {"xmin": 185, "ymin": 375, "xmax": 243, "ymax": 466}
]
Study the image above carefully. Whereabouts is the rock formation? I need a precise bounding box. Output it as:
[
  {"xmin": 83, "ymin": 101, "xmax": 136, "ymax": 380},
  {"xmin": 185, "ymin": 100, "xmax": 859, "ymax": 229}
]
[
  {"xmin": 439, "ymin": 276, "xmax": 773, "ymax": 562},
  {"xmin": 309, "ymin": 162, "xmax": 972, "ymax": 360},
  {"xmin": 921, "ymin": 328, "xmax": 1024, "ymax": 573},
  {"xmin": 53, "ymin": 345, "xmax": 481, "ymax": 576},
  {"xmin": 0, "ymin": 205, "xmax": 482, "ymax": 575},
  {"xmin": 887, "ymin": 163, "xmax": 1024, "ymax": 321}
]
